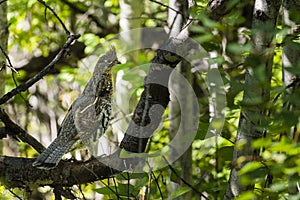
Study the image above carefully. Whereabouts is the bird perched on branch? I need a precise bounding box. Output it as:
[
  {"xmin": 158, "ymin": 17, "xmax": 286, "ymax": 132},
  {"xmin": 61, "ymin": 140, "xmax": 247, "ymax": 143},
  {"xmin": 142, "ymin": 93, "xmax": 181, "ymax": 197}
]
[{"xmin": 33, "ymin": 47, "xmax": 119, "ymax": 169}]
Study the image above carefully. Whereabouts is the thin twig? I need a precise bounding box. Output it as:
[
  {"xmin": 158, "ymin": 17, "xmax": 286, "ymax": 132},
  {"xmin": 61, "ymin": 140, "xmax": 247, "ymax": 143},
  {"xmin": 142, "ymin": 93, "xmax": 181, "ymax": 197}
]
[
  {"xmin": 0, "ymin": 45, "xmax": 31, "ymax": 106},
  {"xmin": 162, "ymin": 156, "xmax": 208, "ymax": 199},
  {"xmin": 287, "ymin": 77, "xmax": 300, "ymax": 89},
  {"xmin": 149, "ymin": 0, "xmax": 185, "ymax": 18},
  {"xmin": 78, "ymin": 184, "xmax": 87, "ymax": 200},
  {"xmin": 99, "ymin": 179, "xmax": 121, "ymax": 199},
  {"xmin": 149, "ymin": 0, "xmax": 195, "ymax": 28},
  {"xmin": 11, "ymin": 72, "xmax": 32, "ymax": 107},
  {"xmin": 127, "ymin": 172, "xmax": 130, "ymax": 199},
  {"xmin": 0, "ymin": 109, "xmax": 46, "ymax": 153},
  {"xmin": 37, "ymin": 0, "xmax": 71, "ymax": 35},
  {"xmin": 271, "ymin": 77, "xmax": 300, "ymax": 105},
  {"xmin": 112, "ymin": 176, "xmax": 119, "ymax": 199},
  {"xmin": 0, "ymin": 34, "xmax": 80, "ymax": 105},
  {"xmin": 0, "ymin": 45, "xmax": 18, "ymax": 74},
  {"xmin": 150, "ymin": 170, "xmax": 164, "ymax": 199},
  {"xmin": 7, "ymin": 188, "xmax": 22, "ymax": 200}
]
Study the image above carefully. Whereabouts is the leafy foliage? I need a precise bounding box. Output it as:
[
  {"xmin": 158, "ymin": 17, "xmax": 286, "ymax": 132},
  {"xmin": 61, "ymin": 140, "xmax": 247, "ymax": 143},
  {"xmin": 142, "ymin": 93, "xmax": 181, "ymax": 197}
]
[{"xmin": 1, "ymin": 0, "xmax": 300, "ymax": 199}]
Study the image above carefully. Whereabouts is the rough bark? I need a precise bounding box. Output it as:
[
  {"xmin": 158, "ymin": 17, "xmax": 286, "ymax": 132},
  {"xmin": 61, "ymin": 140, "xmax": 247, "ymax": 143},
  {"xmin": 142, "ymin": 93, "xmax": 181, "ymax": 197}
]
[
  {"xmin": 282, "ymin": 0, "xmax": 300, "ymax": 90},
  {"xmin": 0, "ymin": 1, "xmax": 7, "ymax": 96},
  {"xmin": 0, "ymin": 1, "xmax": 8, "ymax": 155},
  {"xmin": 119, "ymin": 31, "xmax": 193, "ymax": 152},
  {"xmin": 224, "ymin": 1, "xmax": 281, "ymax": 199},
  {"xmin": 282, "ymin": 0, "xmax": 300, "ymax": 195},
  {"xmin": 167, "ymin": 0, "xmax": 188, "ymax": 37},
  {"xmin": 0, "ymin": 32, "xmax": 199, "ymax": 188},
  {"xmin": 0, "ymin": 156, "xmax": 116, "ymax": 188}
]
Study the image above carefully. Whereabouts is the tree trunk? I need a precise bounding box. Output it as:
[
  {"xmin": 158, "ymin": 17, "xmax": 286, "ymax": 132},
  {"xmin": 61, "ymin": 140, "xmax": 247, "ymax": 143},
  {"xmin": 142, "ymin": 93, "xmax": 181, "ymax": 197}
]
[
  {"xmin": 119, "ymin": 0, "xmax": 143, "ymax": 63},
  {"xmin": 282, "ymin": 0, "xmax": 300, "ymax": 195},
  {"xmin": 167, "ymin": 0, "xmax": 193, "ymax": 199},
  {"xmin": 282, "ymin": 0, "xmax": 300, "ymax": 88},
  {"xmin": 0, "ymin": 32, "xmax": 196, "ymax": 188},
  {"xmin": 0, "ymin": 1, "xmax": 8, "ymax": 155},
  {"xmin": 224, "ymin": 0, "xmax": 281, "ymax": 199},
  {"xmin": 169, "ymin": 62, "xmax": 194, "ymax": 199},
  {"xmin": 116, "ymin": 0, "xmax": 144, "ymax": 147}
]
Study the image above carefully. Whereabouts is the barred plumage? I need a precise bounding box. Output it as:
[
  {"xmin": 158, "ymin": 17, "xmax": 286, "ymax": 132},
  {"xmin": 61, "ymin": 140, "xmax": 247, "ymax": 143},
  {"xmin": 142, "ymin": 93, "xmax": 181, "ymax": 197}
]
[{"xmin": 32, "ymin": 48, "xmax": 118, "ymax": 169}]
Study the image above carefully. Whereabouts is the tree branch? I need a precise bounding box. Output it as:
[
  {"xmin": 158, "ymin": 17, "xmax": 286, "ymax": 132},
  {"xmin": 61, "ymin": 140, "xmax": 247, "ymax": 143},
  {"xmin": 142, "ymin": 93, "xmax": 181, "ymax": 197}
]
[
  {"xmin": 205, "ymin": 0, "xmax": 254, "ymax": 27},
  {"xmin": 120, "ymin": 31, "xmax": 193, "ymax": 152},
  {"xmin": 224, "ymin": 0, "xmax": 281, "ymax": 198},
  {"xmin": 18, "ymin": 41, "xmax": 86, "ymax": 80},
  {"xmin": 0, "ymin": 109, "xmax": 45, "ymax": 153},
  {"xmin": 0, "ymin": 34, "xmax": 80, "ymax": 105},
  {"xmin": 37, "ymin": 0, "xmax": 70, "ymax": 35},
  {"xmin": 206, "ymin": 0, "xmax": 238, "ymax": 20},
  {"xmin": 0, "ymin": 31, "xmax": 202, "ymax": 188},
  {"xmin": 0, "ymin": 156, "xmax": 116, "ymax": 188}
]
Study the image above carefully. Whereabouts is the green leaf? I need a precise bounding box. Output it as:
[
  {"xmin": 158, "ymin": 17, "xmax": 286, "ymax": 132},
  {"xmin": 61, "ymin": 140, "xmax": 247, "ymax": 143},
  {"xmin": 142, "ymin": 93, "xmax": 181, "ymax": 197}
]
[
  {"xmin": 117, "ymin": 183, "xmax": 138, "ymax": 196},
  {"xmin": 134, "ymin": 176, "xmax": 149, "ymax": 188},
  {"xmin": 268, "ymin": 181, "xmax": 287, "ymax": 192},
  {"xmin": 217, "ymin": 146, "xmax": 234, "ymax": 162},
  {"xmin": 239, "ymin": 161, "xmax": 263, "ymax": 175},
  {"xmin": 227, "ymin": 43, "xmax": 251, "ymax": 54},
  {"xmin": 235, "ymin": 191, "xmax": 257, "ymax": 200},
  {"xmin": 169, "ymin": 186, "xmax": 191, "ymax": 199},
  {"xmin": 252, "ymin": 138, "xmax": 272, "ymax": 148},
  {"xmin": 94, "ymin": 186, "xmax": 116, "ymax": 195}
]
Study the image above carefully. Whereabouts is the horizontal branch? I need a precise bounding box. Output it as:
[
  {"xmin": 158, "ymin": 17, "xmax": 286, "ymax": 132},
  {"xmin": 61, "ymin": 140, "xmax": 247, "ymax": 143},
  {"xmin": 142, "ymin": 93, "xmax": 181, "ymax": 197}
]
[
  {"xmin": 0, "ymin": 28, "xmax": 204, "ymax": 188},
  {"xmin": 0, "ymin": 155, "xmax": 117, "ymax": 188}
]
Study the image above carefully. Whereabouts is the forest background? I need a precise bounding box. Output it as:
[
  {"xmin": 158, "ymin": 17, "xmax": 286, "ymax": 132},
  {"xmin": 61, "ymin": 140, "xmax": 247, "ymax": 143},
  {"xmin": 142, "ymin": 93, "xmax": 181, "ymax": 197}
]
[{"xmin": 0, "ymin": 0, "xmax": 300, "ymax": 199}]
